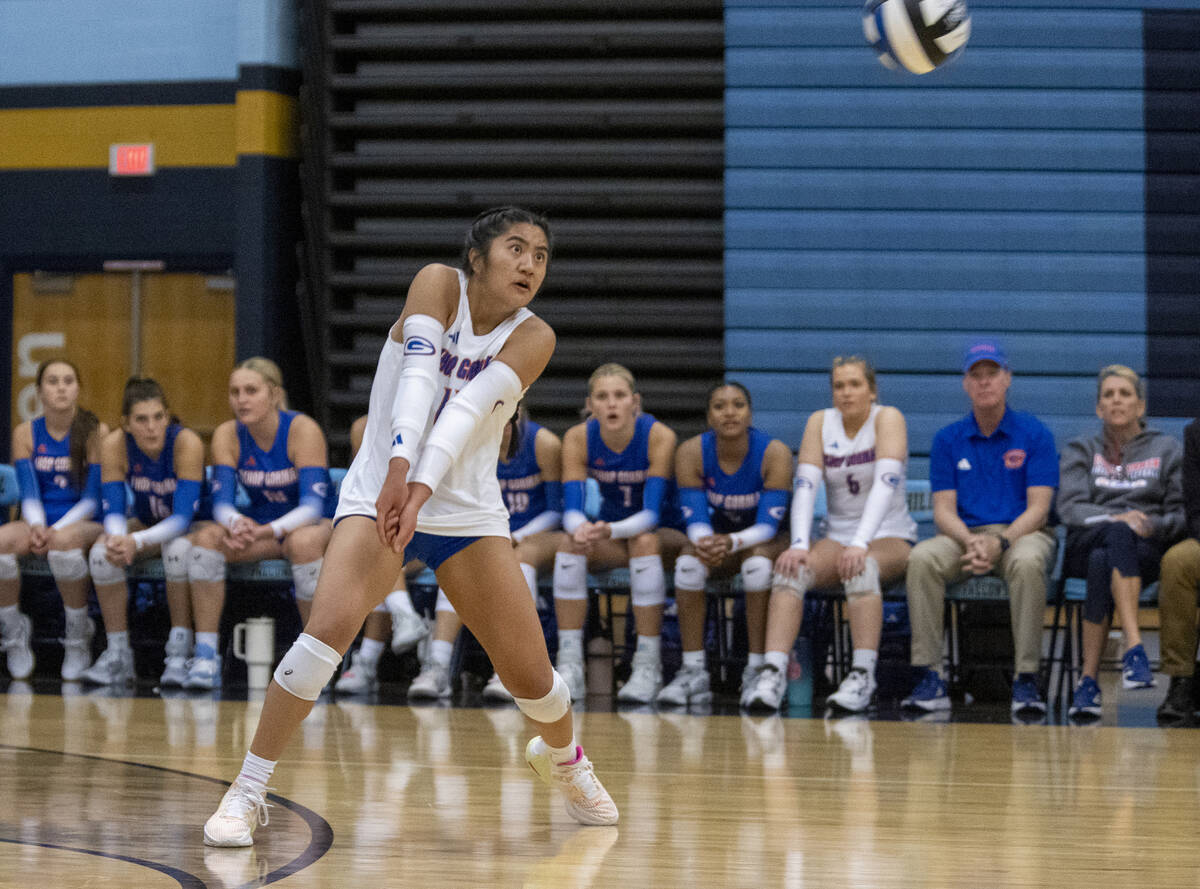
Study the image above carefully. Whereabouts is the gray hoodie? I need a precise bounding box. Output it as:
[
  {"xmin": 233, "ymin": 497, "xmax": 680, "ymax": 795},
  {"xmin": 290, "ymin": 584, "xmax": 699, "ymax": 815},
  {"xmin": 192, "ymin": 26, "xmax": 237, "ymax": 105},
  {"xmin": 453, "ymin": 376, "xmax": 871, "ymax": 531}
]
[{"xmin": 1057, "ymin": 426, "xmax": 1185, "ymax": 542}]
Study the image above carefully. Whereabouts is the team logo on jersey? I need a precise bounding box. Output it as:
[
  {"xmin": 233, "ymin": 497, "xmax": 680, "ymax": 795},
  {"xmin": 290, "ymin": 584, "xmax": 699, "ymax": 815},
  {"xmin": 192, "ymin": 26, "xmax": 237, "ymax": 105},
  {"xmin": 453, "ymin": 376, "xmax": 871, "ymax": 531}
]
[
  {"xmin": 393, "ymin": 433, "xmax": 403, "ymax": 446},
  {"xmin": 593, "ymin": 458, "xmax": 605, "ymax": 468},
  {"xmin": 37, "ymin": 444, "xmax": 46, "ymax": 454},
  {"xmin": 133, "ymin": 463, "xmax": 142, "ymax": 474},
  {"xmin": 957, "ymin": 458, "xmax": 972, "ymax": 471},
  {"xmin": 1003, "ymin": 449, "xmax": 1026, "ymax": 470},
  {"xmin": 405, "ymin": 335, "xmax": 437, "ymax": 355},
  {"xmin": 769, "ymin": 505, "xmax": 787, "ymax": 520},
  {"xmin": 448, "ymin": 331, "xmax": 460, "ymax": 344},
  {"xmin": 246, "ymin": 456, "xmax": 256, "ymax": 467}
]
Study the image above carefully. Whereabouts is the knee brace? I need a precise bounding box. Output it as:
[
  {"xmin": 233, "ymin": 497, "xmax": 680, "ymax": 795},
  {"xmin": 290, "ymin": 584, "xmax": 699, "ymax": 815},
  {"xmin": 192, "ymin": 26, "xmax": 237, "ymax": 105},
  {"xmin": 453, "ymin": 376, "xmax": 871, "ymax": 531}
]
[
  {"xmin": 161, "ymin": 537, "xmax": 192, "ymax": 582},
  {"xmin": 513, "ymin": 670, "xmax": 571, "ymax": 724},
  {"xmin": 0, "ymin": 553, "xmax": 18, "ymax": 581},
  {"xmin": 435, "ymin": 587, "xmax": 457, "ymax": 615},
  {"xmin": 553, "ymin": 552, "xmax": 588, "ymax": 602},
  {"xmin": 189, "ymin": 546, "xmax": 226, "ymax": 583},
  {"xmin": 273, "ymin": 632, "xmax": 342, "ymax": 701},
  {"xmin": 844, "ymin": 556, "xmax": 881, "ymax": 601},
  {"xmin": 47, "ymin": 548, "xmax": 88, "ymax": 581},
  {"xmin": 773, "ymin": 565, "xmax": 813, "ymax": 601},
  {"xmin": 740, "ymin": 555, "xmax": 774, "ymax": 593},
  {"xmin": 88, "ymin": 542, "xmax": 127, "ymax": 586},
  {"xmin": 629, "ymin": 554, "xmax": 665, "ymax": 608},
  {"xmin": 291, "ymin": 558, "xmax": 322, "ymax": 602},
  {"xmin": 674, "ymin": 553, "xmax": 708, "ymax": 591}
]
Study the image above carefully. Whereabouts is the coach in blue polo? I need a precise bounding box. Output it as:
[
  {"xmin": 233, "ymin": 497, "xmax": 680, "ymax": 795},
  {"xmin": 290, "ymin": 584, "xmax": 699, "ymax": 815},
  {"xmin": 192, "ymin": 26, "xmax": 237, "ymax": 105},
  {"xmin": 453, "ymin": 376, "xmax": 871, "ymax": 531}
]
[{"xmin": 901, "ymin": 338, "xmax": 1058, "ymax": 716}]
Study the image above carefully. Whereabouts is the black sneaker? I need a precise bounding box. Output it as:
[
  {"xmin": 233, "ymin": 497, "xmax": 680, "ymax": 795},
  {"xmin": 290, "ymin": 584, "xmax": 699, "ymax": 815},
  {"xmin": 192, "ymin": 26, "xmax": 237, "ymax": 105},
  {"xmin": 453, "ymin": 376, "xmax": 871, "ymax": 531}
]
[{"xmin": 1156, "ymin": 675, "xmax": 1195, "ymax": 725}]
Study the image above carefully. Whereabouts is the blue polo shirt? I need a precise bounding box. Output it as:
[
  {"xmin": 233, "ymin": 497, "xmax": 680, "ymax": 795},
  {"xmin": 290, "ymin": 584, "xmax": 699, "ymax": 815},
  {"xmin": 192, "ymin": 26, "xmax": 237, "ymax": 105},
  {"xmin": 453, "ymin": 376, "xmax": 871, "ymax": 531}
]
[{"xmin": 929, "ymin": 407, "xmax": 1058, "ymax": 527}]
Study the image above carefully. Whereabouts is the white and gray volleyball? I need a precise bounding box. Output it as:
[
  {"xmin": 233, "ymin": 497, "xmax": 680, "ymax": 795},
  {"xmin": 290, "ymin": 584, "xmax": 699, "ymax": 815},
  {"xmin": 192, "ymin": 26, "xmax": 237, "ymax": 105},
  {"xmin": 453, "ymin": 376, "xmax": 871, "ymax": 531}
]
[{"xmin": 862, "ymin": 0, "xmax": 971, "ymax": 74}]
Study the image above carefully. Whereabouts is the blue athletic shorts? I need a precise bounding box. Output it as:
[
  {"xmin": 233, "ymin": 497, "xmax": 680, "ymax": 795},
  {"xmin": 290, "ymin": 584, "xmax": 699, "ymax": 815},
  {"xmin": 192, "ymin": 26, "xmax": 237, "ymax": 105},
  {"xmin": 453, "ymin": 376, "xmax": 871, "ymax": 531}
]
[{"xmin": 403, "ymin": 531, "xmax": 479, "ymax": 571}]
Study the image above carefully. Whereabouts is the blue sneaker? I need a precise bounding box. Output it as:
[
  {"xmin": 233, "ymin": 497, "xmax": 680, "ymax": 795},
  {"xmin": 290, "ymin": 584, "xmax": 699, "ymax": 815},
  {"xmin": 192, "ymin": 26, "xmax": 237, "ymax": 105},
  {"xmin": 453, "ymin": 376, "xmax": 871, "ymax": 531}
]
[
  {"xmin": 1121, "ymin": 644, "xmax": 1155, "ymax": 689},
  {"xmin": 1069, "ymin": 675, "xmax": 1102, "ymax": 718},
  {"xmin": 901, "ymin": 668, "xmax": 950, "ymax": 712},
  {"xmin": 1010, "ymin": 673, "xmax": 1046, "ymax": 714}
]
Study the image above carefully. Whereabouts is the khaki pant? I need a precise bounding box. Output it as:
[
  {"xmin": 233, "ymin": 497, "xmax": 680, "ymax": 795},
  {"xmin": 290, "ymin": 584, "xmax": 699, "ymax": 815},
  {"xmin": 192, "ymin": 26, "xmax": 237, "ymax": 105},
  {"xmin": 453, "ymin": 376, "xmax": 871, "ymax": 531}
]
[
  {"xmin": 1158, "ymin": 537, "xmax": 1200, "ymax": 677},
  {"xmin": 907, "ymin": 525, "xmax": 1056, "ymax": 676}
]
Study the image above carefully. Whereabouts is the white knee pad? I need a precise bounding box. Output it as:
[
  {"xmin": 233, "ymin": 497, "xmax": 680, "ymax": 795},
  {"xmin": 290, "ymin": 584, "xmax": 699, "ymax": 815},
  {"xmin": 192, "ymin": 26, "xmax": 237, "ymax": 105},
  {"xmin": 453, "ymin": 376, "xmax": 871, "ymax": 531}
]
[
  {"xmin": 0, "ymin": 553, "xmax": 18, "ymax": 581},
  {"xmin": 291, "ymin": 558, "xmax": 322, "ymax": 602},
  {"xmin": 520, "ymin": 562, "xmax": 538, "ymax": 604},
  {"xmin": 844, "ymin": 556, "xmax": 881, "ymax": 601},
  {"xmin": 740, "ymin": 555, "xmax": 774, "ymax": 593},
  {"xmin": 88, "ymin": 542, "xmax": 127, "ymax": 586},
  {"xmin": 629, "ymin": 554, "xmax": 665, "ymax": 608},
  {"xmin": 162, "ymin": 537, "xmax": 192, "ymax": 582},
  {"xmin": 674, "ymin": 553, "xmax": 708, "ymax": 591},
  {"xmin": 513, "ymin": 670, "xmax": 571, "ymax": 724},
  {"xmin": 773, "ymin": 565, "xmax": 813, "ymax": 601},
  {"xmin": 273, "ymin": 632, "xmax": 342, "ymax": 701},
  {"xmin": 48, "ymin": 548, "xmax": 88, "ymax": 581},
  {"xmin": 189, "ymin": 546, "xmax": 226, "ymax": 582},
  {"xmin": 435, "ymin": 587, "xmax": 457, "ymax": 615},
  {"xmin": 553, "ymin": 552, "xmax": 588, "ymax": 602}
]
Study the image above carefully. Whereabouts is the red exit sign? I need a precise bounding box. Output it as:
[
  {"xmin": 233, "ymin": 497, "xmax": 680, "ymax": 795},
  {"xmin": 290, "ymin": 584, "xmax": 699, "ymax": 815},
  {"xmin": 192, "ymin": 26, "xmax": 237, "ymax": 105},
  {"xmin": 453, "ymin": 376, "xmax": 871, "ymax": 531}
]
[{"xmin": 109, "ymin": 143, "xmax": 155, "ymax": 176}]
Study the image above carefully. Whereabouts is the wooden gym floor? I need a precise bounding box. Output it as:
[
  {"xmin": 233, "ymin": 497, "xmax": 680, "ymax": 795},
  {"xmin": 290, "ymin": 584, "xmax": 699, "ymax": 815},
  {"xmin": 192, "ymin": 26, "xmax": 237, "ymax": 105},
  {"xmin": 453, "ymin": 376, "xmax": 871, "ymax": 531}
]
[{"xmin": 1, "ymin": 662, "xmax": 1198, "ymax": 889}]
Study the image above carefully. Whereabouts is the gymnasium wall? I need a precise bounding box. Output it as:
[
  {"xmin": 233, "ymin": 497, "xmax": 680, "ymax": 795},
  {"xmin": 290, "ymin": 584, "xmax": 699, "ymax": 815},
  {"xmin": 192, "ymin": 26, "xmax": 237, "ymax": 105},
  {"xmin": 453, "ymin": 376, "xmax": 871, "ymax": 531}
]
[
  {"xmin": 725, "ymin": 0, "xmax": 1200, "ymax": 472},
  {"xmin": 0, "ymin": 0, "xmax": 303, "ymax": 457}
]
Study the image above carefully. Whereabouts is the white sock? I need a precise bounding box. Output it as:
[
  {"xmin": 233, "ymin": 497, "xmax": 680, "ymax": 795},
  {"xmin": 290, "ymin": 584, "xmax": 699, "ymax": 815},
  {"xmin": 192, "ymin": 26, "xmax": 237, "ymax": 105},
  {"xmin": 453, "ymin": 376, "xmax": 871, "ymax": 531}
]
[
  {"xmin": 428, "ymin": 639, "xmax": 453, "ymax": 669},
  {"xmin": 558, "ymin": 628, "xmax": 583, "ymax": 661},
  {"xmin": 682, "ymin": 649, "xmax": 705, "ymax": 671},
  {"xmin": 168, "ymin": 626, "xmax": 193, "ymax": 649},
  {"xmin": 196, "ymin": 631, "xmax": 220, "ymax": 653},
  {"xmin": 765, "ymin": 650, "xmax": 788, "ymax": 674},
  {"xmin": 107, "ymin": 630, "xmax": 130, "ymax": 652},
  {"xmin": 636, "ymin": 635, "xmax": 660, "ymax": 657},
  {"xmin": 385, "ymin": 589, "xmax": 415, "ymax": 615},
  {"xmin": 358, "ymin": 637, "xmax": 385, "ymax": 666},
  {"xmin": 852, "ymin": 648, "xmax": 878, "ymax": 676},
  {"xmin": 0, "ymin": 604, "xmax": 19, "ymax": 629},
  {"xmin": 545, "ymin": 736, "xmax": 579, "ymax": 766},
  {"xmin": 239, "ymin": 751, "xmax": 275, "ymax": 793},
  {"xmin": 64, "ymin": 605, "xmax": 90, "ymax": 635},
  {"xmin": 748, "ymin": 652, "xmax": 765, "ymax": 670}
]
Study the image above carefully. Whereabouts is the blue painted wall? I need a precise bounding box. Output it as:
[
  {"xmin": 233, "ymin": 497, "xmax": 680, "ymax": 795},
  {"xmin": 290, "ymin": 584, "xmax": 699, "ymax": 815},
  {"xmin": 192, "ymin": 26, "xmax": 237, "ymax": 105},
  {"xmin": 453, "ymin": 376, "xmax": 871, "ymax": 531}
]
[{"xmin": 725, "ymin": 0, "xmax": 1200, "ymax": 470}]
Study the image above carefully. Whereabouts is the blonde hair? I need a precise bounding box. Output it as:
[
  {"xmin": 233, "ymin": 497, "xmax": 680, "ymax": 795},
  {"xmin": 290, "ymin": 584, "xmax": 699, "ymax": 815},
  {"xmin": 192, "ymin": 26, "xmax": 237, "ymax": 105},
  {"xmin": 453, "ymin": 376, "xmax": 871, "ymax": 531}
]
[
  {"xmin": 831, "ymin": 354, "xmax": 877, "ymax": 395},
  {"xmin": 235, "ymin": 356, "xmax": 288, "ymax": 410},
  {"xmin": 587, "ymin": 363, "xmax": 636, "ymax": 396},
  {"xmin": 1097, "ymin": 364, "xmax": 1145, "ymax": 403}
]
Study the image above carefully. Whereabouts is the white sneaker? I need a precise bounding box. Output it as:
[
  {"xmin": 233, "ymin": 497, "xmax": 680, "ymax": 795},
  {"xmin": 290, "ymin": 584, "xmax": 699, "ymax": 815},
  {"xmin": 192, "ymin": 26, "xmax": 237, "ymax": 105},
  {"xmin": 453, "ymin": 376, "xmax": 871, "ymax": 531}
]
[
  {"xmin": 160, "ymin": 655, "xmax": 189, "ymax": 687},
  {"xmin": 617, "ymin": 652, "xmax": 661, "ymax": 704},
  {"xmin": 60, "ymin": 617, "xmax": 95, "ymax": 681},
  {"xmin": 1, "ymin": 613, "xmax": 35, "ymax": 680},
  {"xmin": 826, "ymin": 667, "xmax": 876, "ymax": 713},
  {"xmin": 183, "ymin": 653, "xmax": 222, "ymax": 690},
  {"xmin": 481, "ymin": 672, "xmax": 514, "ymax": 702},
  {"xmin": 655, "ymin": 665, "xmax": 712, "ymax": 706},
  {"xmin": 81, "ymin": 646, "xmax": 135, "ymax": 685},
  {"xmin": 556, "ymin": 656, "xmax": 586, "ymax": 701},
  {"xmin": 334, "ymin": 651, "xmax": 378, "ymax": 695},
  {"xmin": 525, "ymin": 736, "xmax": 619, "ymax": 826},
  {"xmin": 739, "ymin": 663, "xmax": 761, "ymax": 708},
  {"xmin": 407, "ymin": 661, "xmax": 451, "ymax": 700},
  {"xmin": 745, "ymin": 664, "xmax": 786, "ymax": 711},
  {"xmin": 389, "ymin": 609, "xmax": 429, "ymax": 655},
  {"xmin": 203, "ymin": 778, "xmax": 271, "ymax": 847}
]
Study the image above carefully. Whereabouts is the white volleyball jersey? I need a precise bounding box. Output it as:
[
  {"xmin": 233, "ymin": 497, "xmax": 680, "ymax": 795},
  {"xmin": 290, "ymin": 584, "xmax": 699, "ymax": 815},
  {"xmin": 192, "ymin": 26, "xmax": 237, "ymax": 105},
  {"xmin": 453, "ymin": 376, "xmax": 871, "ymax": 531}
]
[
  {"xmin": 336, "ymin": 269, "xmax": 532, "ymax": 537},
  {"xmin": 820, "ymin": 404, "xmax": 916, "ymax": 545}
]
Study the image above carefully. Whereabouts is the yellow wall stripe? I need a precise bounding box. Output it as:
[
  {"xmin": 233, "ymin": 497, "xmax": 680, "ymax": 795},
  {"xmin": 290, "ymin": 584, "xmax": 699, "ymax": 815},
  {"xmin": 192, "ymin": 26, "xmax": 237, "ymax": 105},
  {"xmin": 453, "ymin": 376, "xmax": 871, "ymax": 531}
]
[{"xmin": 0, "ymin": 94, "xmax": 297, "ymax": 170}]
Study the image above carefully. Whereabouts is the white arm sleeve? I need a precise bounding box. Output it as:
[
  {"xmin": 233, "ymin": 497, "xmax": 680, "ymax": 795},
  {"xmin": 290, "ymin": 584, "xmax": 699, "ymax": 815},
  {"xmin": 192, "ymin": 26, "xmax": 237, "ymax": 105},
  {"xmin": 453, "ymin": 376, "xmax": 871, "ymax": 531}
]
[
  {"xmin": 131, "ymin": 514, "xmax": 188, "ymax": 549},
  {"xmin": 21, "ymin": 498, "xmax": 46, "ymax": 529},
  {"xmin": 850, "ymin": 458, "xmax": 904, "ymax": 548},
  {"xmin": 562, "ymin": 510, "xmax": 588, "ymax": 534},
  {"xmin": 686, "ymin": 522, "xmax": 715, "ymax": 545},
  {"xmin": 729, "ymin": 523, "xmax": 777, "ymax": 554},
  {"xmin": 51, "ymin": 497, "xmax": 97, "ymax": 530},
  {"xmin": 607, "ymin": 509, "xmax": 657, "ymax": 540},
  {"xmin": 104, "ymin": 513, "xmax": 129, "ymax": 536},
  {"xmin": 213, "ymin": 502, "xmax": 244, "ymax": 532},
  {"xmin": 389, "ymin": 314, "xmax": 446, "ymax": 466},
  {"xmin": 789, "ymin": 463, "xmax": 822, "ymax": 551},
  {"xmin": 267, "ymin": 502, "xmax": 322, "ymax": 540},
  {"xmin": 512, "ymin": 510, "xmax": 562, "ymax": 543},
  {"xmin": 410, "ymin": 360, "xmax": 525, "ymax": 494}
]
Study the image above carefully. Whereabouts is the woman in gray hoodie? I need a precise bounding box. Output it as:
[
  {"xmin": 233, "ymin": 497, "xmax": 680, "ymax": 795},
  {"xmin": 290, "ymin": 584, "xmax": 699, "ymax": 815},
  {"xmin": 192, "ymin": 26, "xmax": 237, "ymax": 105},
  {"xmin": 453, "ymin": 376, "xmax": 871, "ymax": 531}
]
[{"xmin": 1059, "ymin": 365, "xmax": 1184, "ymax": 718}]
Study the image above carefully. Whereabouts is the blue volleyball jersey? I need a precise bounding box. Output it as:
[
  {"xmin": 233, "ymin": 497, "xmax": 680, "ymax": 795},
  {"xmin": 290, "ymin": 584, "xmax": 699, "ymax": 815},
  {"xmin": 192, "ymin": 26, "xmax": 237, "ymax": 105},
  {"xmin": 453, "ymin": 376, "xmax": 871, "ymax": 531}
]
[
  {"xmin": 31, "ymin": 417, "xmax": 82, "ymax": 524},
  {"xmin": 126, "ymin": 424, "xmax": 181, "ymax": 525},
  {"xmin": 498, "ymin": 421, "xmax": 547, "ymax": 533},
  {"xmin": 701, "ymin": 427, "xmax": 772, "ymax": 534},
  {"xmin": 236, "ymin": 410, "xmax": 303, "ymax": 523},
  {"xmin": 587, "ymin": 413, "xmax": 659, "ymax": 523}
]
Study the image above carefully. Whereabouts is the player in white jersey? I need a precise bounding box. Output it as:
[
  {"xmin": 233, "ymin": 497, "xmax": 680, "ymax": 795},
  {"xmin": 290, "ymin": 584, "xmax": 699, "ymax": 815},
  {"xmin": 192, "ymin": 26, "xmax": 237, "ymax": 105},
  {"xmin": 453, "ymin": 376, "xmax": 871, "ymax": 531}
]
[
  {"xmin": 746, "ymin": 356, "xmax": 916, "ymax": 713},
  {"xmin": 204, "ymin": 208, "xmax": 617, "ymax": 848}
]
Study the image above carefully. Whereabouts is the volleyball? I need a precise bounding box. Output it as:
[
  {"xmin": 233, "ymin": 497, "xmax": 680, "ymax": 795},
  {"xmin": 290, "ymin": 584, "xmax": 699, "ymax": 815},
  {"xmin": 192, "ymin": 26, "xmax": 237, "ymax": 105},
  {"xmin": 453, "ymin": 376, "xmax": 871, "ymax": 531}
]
[{"xmin": 862, "ymin": 0, "xmax": 971, "ymax": 74}]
